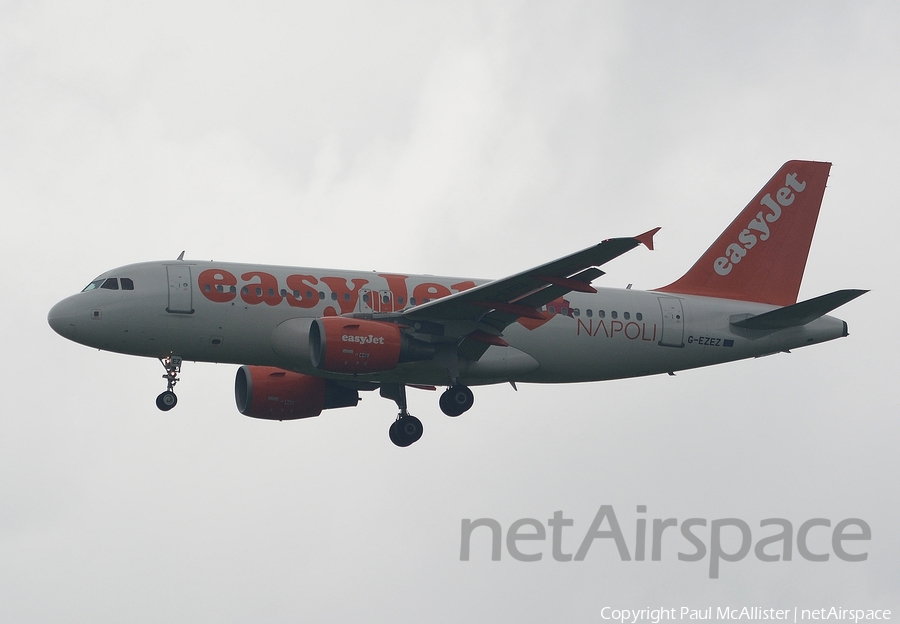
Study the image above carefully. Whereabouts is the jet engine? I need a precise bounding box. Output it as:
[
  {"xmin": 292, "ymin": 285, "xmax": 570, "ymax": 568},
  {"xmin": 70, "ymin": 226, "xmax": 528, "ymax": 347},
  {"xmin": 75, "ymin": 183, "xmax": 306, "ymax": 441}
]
[
  {"xmin": 234, "ymin": 365, "xmax": 360, "ymax": 420},
  {"xmin": 309, "ymin": 317, "xmax": 434, "ymax": 374}
]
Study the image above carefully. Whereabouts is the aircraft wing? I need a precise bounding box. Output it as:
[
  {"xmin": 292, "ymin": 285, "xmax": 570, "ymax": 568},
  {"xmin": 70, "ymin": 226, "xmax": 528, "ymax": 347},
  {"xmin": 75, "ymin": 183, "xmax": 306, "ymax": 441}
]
[{"xmin": 400, "ymin": 229, "xmax": 659, "ymax": 356}]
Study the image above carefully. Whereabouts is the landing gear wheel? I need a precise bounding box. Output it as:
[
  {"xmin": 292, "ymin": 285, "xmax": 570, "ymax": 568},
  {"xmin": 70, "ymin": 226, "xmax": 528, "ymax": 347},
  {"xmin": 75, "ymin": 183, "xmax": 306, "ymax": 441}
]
[
  {"xmin": 156, "ymin": 390, "xmax": 177, "ymax": 411},
  {"xmin": 439, "ymin": 385, "xmax": 474, "ymax": 417},
  {"xmin": 389, "ymin": 415, "xmax": 423, "ymax": 447}
]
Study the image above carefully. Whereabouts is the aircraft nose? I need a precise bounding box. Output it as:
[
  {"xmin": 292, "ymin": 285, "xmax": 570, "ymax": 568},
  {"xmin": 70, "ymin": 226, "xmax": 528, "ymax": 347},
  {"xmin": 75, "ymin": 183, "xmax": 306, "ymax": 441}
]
[{"xmin": 48, "ymin": 297, "xmax": 80, "ymax": 339}]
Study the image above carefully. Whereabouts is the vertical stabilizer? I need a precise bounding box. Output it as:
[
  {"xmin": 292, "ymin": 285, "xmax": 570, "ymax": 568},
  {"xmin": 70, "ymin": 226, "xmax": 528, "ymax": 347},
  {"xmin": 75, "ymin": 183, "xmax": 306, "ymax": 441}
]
[{"xmin": 656, "ymin": 160, "xmax": 831, "ymax": 306}]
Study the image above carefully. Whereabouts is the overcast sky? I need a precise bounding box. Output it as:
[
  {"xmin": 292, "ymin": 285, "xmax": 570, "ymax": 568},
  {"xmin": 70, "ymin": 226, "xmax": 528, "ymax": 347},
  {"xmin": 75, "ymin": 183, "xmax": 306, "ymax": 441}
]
[{"xmin": 2, "ymin": 2, "xmax": 898, "ymax": 622}]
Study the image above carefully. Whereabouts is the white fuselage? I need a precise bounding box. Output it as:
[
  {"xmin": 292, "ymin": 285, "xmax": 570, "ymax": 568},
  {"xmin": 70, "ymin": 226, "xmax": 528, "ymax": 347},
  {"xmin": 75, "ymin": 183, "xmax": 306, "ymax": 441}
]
[{"xmin": 47, "ymin": 260, "xmax": 848, "ymax": 387}]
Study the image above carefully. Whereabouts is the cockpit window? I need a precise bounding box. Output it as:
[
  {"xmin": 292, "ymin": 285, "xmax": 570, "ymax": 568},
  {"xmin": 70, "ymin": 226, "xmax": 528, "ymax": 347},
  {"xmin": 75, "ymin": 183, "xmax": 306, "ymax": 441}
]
[{"xmin": 81, "ymin": 277, "xmax": 134, "ymax": 292}]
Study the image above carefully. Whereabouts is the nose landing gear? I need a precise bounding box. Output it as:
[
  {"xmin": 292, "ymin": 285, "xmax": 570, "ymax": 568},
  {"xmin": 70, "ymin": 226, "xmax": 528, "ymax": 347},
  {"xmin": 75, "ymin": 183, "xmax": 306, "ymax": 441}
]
[{"xmin": 156, "ymin": 356, "xmax": 182, "ymax": 411}]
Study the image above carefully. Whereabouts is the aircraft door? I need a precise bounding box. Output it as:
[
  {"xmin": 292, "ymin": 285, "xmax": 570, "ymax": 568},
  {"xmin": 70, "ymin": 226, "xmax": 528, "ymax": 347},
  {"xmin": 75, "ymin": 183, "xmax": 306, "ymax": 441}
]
[
  {"xmin": 377, "ymin": 290, "xmax": 394, "ymax": 312},
  {"xmin": 166, "ymin": 265, "xmax": 194, "ymax": 314},
  {"xmin": 657, "ymin": 297, "xmax": 684, "ymax": 348},
  {"xmin": 360, "ymin": 289, "xmax": 375, "ymax": 312},
  {"xmin": 359, "ymin": 289, "xmax": 395, "ymax": 313}
]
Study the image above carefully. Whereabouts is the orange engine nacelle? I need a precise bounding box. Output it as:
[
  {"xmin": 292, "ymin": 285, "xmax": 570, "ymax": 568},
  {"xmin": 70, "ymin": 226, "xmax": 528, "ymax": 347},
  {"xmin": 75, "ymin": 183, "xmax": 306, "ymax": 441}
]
[
  {"xmin": 234, "ymin": 366, "xmax": 360, "ymax": 420},
  {"xmin": 309, "ymin": 317, "xmax": 434, "ymax": 374}
]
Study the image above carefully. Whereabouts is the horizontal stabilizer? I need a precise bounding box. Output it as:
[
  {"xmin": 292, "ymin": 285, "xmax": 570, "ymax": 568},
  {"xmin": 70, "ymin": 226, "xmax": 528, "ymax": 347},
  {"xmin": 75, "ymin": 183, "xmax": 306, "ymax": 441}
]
[{"xmin": 730, "ymin": 289, "xmax": 867, "ymax": 330}]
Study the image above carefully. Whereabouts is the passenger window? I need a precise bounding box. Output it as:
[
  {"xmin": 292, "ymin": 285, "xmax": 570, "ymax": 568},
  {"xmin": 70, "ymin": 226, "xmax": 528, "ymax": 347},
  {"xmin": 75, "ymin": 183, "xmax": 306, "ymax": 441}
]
[
  {"xmin": 242, "ymin": 287, "xmax": 249, "ymax": 295},
  {"xmin": 586, "ymin": 309, "xmax": 593, "ymax": 318},
  {"xmin": 293, "ymin": 290, "xmax": 300, "ymax": 298},
  {"xmin": 362, "ymin": 293, "xmax": 370, "ymax": 303},
  {"xmin": 410, "ymin": 298, "xmax": 417, "ymax": 306},
  {"xmin": 121, "ymin": 278, "xmax": 134, "ymax": 290},
  {"xmin": 573, "ymin": 309, "xmax": 580, "ymax": 317},
  {"xmin": 331, "ymin": 292, "xmax": 337, "ymax": 300},
  {"xmin": 598, "ymin": 310, "xmax": 606, "ymax": 318},
  {"xmin": 101, "ymin": 278, "xmax": 119, "ymax": 290},
  {"xmin": 343, "ymin": 293, "xmax": 350, "ymax": 301},
  {"xmin": 548, "ymin": 306, "xmax": 556, "ymax": 314},
  {"xmin": 611, "ymin": 311, "xmax": 618, "ymax": 319},
  {"xmin": 397, "ymin": 297, "xmax": 405, "ymax": 305},
  {"xmin": 636, "ymin": 313, "xmax": 643, "ymax": 321},
  {"xmin": 382, "ymin": 295, "xmax": 390, "ymax": 304},
  {"xmin": 318, "ymin": 292, "xmax": 325, "ymax": 300},
  {"xmin": 255, "ymin": 287, "xmax": 262, "ymax": 297},
  {"xmin": 624, "ymin": 312, "xmax": 630, "ymax": 320}
]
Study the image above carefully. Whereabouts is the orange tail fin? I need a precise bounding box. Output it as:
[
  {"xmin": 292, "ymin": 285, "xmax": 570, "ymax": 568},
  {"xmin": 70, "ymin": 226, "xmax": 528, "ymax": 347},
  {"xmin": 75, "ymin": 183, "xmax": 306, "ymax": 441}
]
[{"xmin": 656, "ymin": 160, "xmax": 831, "ymax": 306}]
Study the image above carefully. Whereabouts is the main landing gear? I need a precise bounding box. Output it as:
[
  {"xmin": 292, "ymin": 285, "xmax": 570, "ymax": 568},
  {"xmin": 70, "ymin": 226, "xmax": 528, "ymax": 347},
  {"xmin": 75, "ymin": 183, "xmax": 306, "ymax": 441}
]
[
  {"xmin": 439, "ymin": 385, "xmax": 474, "ymax": 417},
  {"xmin": 156, "ymin": 356, "xmax": 182, "ymax": 411},
  {"xmin": 381, "ymin": 384, "xmax": 423, "ymax": 447},
  {"xmin": 389, "ymin": 415, "xmax": 423, "ymax": 448},
  {"xmin": 380, "ymin": 382, "xmax": 475, "ymax": 446}
]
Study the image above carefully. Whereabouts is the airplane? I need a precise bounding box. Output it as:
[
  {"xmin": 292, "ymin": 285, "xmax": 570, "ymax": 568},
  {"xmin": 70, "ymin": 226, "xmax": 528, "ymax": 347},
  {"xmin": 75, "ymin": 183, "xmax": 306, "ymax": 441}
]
[{"xmin": 48, "ymin": 160, "xmax": 865, "ymax": 447}]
